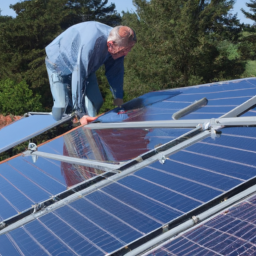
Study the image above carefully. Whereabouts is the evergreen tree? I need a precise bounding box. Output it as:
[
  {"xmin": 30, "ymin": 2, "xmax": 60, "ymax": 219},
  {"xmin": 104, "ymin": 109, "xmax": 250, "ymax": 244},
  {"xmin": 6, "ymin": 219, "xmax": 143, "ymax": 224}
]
[
  {"xmin": 122, "ymin": 0, "xmax": 244, "ymax": 99},
  {"xmin": 238, "ymin": 1, "xmax": 256, "ymax": 61},
  {"xmin": 64, "ymin": 0, "xmax": 121, "ymax": 27},
  {"xmin": 242, "ymin": 0, "xmax": 256, "ymax": 23},
  {"xmin": 0, "ymin": 0, "xmax": 121, "ymax": 110}
]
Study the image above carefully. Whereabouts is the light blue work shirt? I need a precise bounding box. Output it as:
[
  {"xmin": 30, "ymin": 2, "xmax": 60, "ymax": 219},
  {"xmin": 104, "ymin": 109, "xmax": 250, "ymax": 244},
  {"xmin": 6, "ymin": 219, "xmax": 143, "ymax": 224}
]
[{"xmin": 45, "ymin": 21, "xmax": 124, "ymax": 103}]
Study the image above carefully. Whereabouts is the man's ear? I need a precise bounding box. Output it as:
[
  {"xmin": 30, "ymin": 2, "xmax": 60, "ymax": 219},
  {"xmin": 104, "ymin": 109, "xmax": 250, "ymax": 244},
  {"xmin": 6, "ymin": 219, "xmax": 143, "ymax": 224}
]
[{"xmin": 107, "ymin": 40, "xmax": 116, "ymax": 54}]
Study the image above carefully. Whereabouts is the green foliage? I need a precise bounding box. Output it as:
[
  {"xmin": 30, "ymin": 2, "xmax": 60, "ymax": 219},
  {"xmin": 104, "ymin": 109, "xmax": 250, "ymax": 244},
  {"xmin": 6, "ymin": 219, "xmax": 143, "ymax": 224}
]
[
  {"xmin": 242, "ymin": 0, "xmax": 256, "ymax": 23},
  {"xmin": 122, "ymin": 0, "xmax": 244, "ymax": 100},
  {"xmin": 239, "ymin": 40, "xmax": 256, "ymax": 60},
  {"xmin": 0, "ymin": 79, "xmax": 42, "ymax": 115},
  {"xmin": 0, "ymin": 0, "xmax": 121, "ymax": 110},
  {"xmin": 239, "ymin": 1, "xmax": 256, "ymax": 61},
  {"xmin": 243, "ymin": 60, "xmax": 256, "ymax": 77},
  {"xmin": 217, "ymin": 41, "xmax": 240, "ymax": 60}
]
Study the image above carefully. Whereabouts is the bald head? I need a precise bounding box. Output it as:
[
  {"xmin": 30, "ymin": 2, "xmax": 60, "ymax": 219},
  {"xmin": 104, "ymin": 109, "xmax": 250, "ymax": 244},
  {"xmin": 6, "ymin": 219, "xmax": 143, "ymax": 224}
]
[
  {"xmin": 107, "ymin": 26, "xmax": 137, "ymax": 59},
  {"xmin": 108, "ymin": 26, "xmax": 136, "ymax": 47}
]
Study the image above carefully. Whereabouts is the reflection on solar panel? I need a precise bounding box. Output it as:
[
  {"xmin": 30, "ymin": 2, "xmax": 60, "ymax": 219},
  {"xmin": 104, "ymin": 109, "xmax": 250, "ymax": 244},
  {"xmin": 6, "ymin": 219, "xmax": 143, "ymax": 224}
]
[
  {"xmin": 144, "ymin": 194, "xmax": 256, "ymax": 256},
  {"xmin": 0, "ymin": 78, "xmax": 256, "ymax": 256},
  {"xmin": 97, "ymin": 78, "xmax": 256, "ymax": 122},
  {"xmin": 0, "ymin": 113, "xmax": 72, "ymax": 154}
]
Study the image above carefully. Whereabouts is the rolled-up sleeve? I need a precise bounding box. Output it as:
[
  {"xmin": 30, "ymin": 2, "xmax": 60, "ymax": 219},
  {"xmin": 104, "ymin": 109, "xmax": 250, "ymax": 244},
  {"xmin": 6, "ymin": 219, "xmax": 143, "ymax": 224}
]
[{"xmin": 104, "ymin": 56, "xmax": 124, "ymax": 99}]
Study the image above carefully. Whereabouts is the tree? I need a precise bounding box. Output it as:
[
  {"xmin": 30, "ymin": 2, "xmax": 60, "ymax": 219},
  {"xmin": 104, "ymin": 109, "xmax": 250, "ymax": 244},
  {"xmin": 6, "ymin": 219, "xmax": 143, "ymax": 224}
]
[
  {"xmin": 0, "ymin": 0, "xmax": 121, "ymax": 110},
  {"xmin": 122, "ymin": 0, "xmax": 244, "ymax": 100},
  {"xmin": 242, "ymin": 0, "xmax": 256, "ymax": 23},
  {"xmin": 64, "ymin": 0, "xmax": 121, "ymax": 27},
  {"xmin": 239, "ymin": 1, "xmax": 256, "ymax": 61},
  {"xmin": 0, "ymin": 79, "xmax": 42, "ymax": 115}
]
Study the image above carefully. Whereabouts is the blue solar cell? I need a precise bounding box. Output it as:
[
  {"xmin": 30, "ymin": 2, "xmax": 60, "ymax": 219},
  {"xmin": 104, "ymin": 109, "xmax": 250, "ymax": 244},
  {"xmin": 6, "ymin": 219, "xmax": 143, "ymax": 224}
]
[
  {"xmin": 150, "ymin": 159, "xmax": 241, "ymax": 191},
  {"xmin": 24, "ymin": 219, "xmax": 81, "ymax": 255},
  {"xmin": 97, "ymin": 78, "xmax": 256, "ymax": 123},
  {"xmin": 0, "ymin": 114, "xmax": 70, "ymax": 154},
  {"xmin": 133, "ymin": 167, "xmax": 221, "ymax": 202},
  {"xmin": 208, "ymin": 97, "xmax": 253, "ymax": 106},
  {"xmin": 8, "ymin": 157, "xmax": 67, "ymax": 195},
  {"xmin": 39, "ymin": 212, "xmax": 107, "ymax": 255},
  {"xmin": 0, "ymin": 126, "xmax": 189, "ymax": 221},
  {"xmin": 103, "ymin": 182, "xmax": 182, "ymax": 224},
  {"xmin": 1, "ymin": 162, "xmax": 51, "ymax": 202},
  {"xmin": 86, "ymin": 191, "xmax": 162, "ymax": 232},
  {"xmin": 0, "ymin": 169, "xmax": 33, "ymax": 213},
  {"xmin": 67, "ymin": 199, "xmax": 142, "ymax": 244},
  {"xmin": 175, "ymin": 88, "xmax": 256, "ymax": 103},
  {"xmin": 0, "ymin": 234, "xmax": 22, "ymax": 256},
  {"xmin": 8, "ymin": 227, "xmax": 50, "ymax": 256},
  {"xmin": 187, "ymin": 138, "xmax": 256, "ymax": 167},
  {"xmin": 145, "ymin": 194, "xmax": 256, "ymax": 256},
  {"xmin": 177, "ymin": 79, "xmax": 256, "ymax": 94},
  {"xmin": 204, "ymin": 128, "xmax": 256, "ymax": 151},
  {"xmin": 170, "ymin": 149, "xmax": 256, "ymax": 181},
  {"xmin": 0, "ymin": 194, "xmax": 18, "ymax": 221}
]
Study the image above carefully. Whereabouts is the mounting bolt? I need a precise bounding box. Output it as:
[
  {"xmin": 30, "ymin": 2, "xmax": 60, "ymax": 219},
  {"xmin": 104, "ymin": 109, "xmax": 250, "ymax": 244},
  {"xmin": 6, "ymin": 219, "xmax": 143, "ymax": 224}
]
[
  {"xmin": 162, "ymin": 224, "xmax": 169, "ymax": 232},
  {"xmin": 159, "ymin": 155, "xmax": 166, "ymax": 164},
  {"xmin": 28, "ymin": 143, "xmax": 37, "ymax": 151},
  {"xmin": 0, "ymin": 222, "xmax": 5, "ymax": 229},
  {"xmin": 192, "ymin": 215, "xmax": 199, "ymax": 224}
]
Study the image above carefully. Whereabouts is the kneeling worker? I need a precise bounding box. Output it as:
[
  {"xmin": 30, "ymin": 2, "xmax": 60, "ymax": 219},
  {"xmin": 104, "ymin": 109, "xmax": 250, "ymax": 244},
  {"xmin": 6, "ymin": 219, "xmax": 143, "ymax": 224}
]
[{"xmin": 45, "ymin": 21, "xmax": 136, "ymax": 125}]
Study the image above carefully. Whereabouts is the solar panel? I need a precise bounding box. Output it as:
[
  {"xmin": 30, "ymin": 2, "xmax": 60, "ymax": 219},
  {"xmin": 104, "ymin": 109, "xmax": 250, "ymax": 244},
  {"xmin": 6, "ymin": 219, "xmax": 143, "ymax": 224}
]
[
  {"xmin": 0, "ymin": 78, "xmax": 256, "ymax": 255},
  {"xmin": 0, "ymin": 122, "xmax": 189, "ymax": 221},
  {"xmin": 1, "ymin": 124, "xmax": 255, "ymax": 255},
  {"xmin": 0, "ymin": 114, "xmax": 72, "ymax": 154},
  {"xmin": 97, "ymin": 78, "xmax": 256, "ymax": 123},
  {"xmin": 143, "ymin": 194, "xmax": 256, "ymax": 256},
  {"xmin": 31, "ymin": 125, "xmax": 191, "ymax": 163}
]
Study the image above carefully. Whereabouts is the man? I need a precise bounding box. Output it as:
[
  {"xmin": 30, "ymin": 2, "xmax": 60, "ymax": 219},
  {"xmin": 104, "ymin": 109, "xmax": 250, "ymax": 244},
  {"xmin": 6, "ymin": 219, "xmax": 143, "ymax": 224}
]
[{"xmin": 45, "ymin": 21, "xmax": 136, "ymax": 125}]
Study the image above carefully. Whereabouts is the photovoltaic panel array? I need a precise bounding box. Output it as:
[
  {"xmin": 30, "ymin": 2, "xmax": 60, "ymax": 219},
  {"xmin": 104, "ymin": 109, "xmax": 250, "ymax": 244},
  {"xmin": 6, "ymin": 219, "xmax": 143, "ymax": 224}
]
[
  {"xmin": 97, "ymin": 78, "xmax": 256, "ymax": 122},
  {"xmin": 1, "ymin": 125, "xmax": 256, "ymax": 255},
  {"xmin": 0, "ymin": 124, "xmax": 188, "ymax": 221},
  {"xmin": 0, "ymin": 114, "xmax": 72, "ymax": 154},
  {"xmin": 144, "ymin": 194, "xmax": 256, "ymax": 256},
  {"xmin": 0, "ymin": 78, "xmax": 256, "ymax": 255}
]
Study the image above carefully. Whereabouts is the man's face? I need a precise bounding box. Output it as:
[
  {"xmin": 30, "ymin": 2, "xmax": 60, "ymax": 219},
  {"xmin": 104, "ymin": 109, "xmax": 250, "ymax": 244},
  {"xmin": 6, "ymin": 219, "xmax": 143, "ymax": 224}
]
[
  {"xmin": 110, "ymin": 46, "xmax": 133, "ymax": 60},
  {"xmin": 107, "ymin": 41, "xmax": 135, "ymax": 60}
]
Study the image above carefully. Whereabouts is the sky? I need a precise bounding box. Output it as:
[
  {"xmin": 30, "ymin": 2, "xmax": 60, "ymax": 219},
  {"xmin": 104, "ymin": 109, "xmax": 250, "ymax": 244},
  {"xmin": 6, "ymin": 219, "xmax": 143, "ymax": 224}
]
[{"xmin": 0, "ymin": 0, "xmax": 254, "ymax": 25}]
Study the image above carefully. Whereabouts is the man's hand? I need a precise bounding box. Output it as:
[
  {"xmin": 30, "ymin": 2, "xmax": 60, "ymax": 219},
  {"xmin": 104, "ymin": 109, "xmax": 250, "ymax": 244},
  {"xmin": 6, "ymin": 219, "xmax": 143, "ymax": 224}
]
[
  {"xmin": 79, "ymin": 115, "xmax": 97, "ymax": 126},
  {"xmin": 114, "ymin": 98, "xmax": 123, "ymax": 107}
]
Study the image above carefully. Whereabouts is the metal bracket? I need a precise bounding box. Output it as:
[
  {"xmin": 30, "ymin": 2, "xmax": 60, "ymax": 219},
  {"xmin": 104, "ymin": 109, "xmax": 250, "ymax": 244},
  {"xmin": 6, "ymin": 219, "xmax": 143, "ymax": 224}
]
[
  {"xmin": 32, "ymin": 203, "xmax": 45, "ymax": 213},
  {"xmin": 159, "ymin": 155, "xmax": 167, "ymax": 165},
  {"xmin": 172, "ymin": 97, "xmax": 208, "ymax": 120},
  {"xmin": 28, "ymin": 142, "xmax": 37, "ymax": 152},
  {"xmin": 23, "ymin": 149, "xmax": 120, "ymax": 174},
  {"xmin": 27, "ymin": 143, "xmax": 38, "ymax": 163},
  {"xmin": 192, "ymin": 215, "xmax": 199, "ymax": 224},
  {"xmin": 0, "ymin": 222, "xmax": 5, "ymax": 230},
  {"xmin": 162, "ymin": 224, "xmax": 169, "ymax": 233}
]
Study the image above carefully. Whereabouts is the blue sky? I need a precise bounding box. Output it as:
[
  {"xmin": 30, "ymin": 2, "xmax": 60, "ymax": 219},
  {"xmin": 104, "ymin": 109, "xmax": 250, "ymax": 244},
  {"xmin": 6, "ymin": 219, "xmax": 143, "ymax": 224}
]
[{"xmin": 0, "ymin": 0, "xmax": 254, "ymax": 25}]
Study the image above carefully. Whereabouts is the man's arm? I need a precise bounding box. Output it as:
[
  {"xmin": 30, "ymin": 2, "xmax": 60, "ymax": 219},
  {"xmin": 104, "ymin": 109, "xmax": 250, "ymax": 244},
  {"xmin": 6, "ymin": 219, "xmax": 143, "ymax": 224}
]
[{"xmin": 105, "ymin": 56, "xmax": 125, "ymax": 107}]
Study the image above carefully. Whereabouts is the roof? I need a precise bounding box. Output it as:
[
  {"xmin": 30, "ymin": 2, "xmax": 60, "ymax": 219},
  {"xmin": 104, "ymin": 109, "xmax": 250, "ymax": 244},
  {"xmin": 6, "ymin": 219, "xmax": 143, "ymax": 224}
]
[{"xmin": 0, "ymin": 78, "xmax": 256, "ymax": 255}]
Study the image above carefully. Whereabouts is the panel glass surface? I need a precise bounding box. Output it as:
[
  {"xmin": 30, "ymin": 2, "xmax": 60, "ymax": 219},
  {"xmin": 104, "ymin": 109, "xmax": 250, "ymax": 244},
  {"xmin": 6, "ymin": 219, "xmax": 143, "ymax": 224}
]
[
  {"xmin": 144, "ymin": 194, "xmax": 256, "ymax": 256},
  {"xmin": 1, "ymin": 78, "xmax": 256, "ymax": 255},
  {"xmin": 40, "ymin": 126, "xmax": 190, "ymax": 163},
  {"xmin": 0, "ymin": 127, "xmax": 189, "ymax": 221},
  {"xmin": 97, "ymin": 78, "xmax": 256, "ymax": 122},
  {"xmin": 1, "ymin": 126, "xmax": 255, "ymax": 255},
  {"xmin": 0, "ymin": 114, "xmax": 70, "ymax": 154}
]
